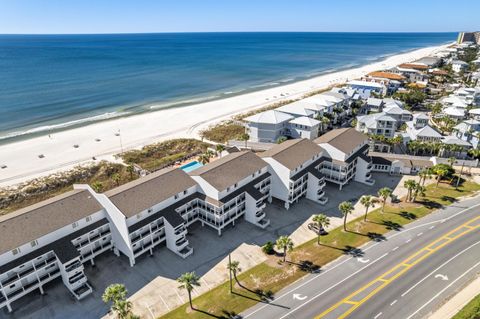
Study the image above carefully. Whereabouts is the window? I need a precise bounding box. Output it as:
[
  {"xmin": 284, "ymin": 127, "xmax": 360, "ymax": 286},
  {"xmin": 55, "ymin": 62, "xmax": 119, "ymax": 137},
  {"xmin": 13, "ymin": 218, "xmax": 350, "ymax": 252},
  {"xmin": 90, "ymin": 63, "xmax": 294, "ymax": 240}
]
[
  {"xmin": 85, "ymin": 216, "xmax": 92, "ymax": 223},
  {"xmin": 174, "ymin": 194, "xmax": 179, "ymax": 200},
  {"xmin": 234, "ymin": 183, "xmax": 237, "ymax": 188},
  {"xmin": 72, "ymin": 222, "xmax": 78, "ymax": 229},
  {"xmin": 183, "ymin": 190, "xmax": 187, "ymax": 195},
  {"xmin": 12, "ymin": 248, "xmax": 20, "ymax": 255},
  {"xmin": 227, "ymin": 187, "xmax": 230, "ymax": 192},
  {"xmin": 30, "ymin": 240, "xmax": 38, "ymax": 248},
  {"xmin": 148, "ymin": 208, "xmax": 152, "ymax": 213}
]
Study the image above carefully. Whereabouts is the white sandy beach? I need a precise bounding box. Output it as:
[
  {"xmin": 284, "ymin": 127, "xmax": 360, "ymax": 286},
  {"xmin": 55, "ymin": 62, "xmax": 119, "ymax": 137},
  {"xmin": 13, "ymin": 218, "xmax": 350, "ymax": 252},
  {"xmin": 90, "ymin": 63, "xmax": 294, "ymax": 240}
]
[{"xmin": 0, "ymin": 43, "xmax": 451, "ymax": 187}]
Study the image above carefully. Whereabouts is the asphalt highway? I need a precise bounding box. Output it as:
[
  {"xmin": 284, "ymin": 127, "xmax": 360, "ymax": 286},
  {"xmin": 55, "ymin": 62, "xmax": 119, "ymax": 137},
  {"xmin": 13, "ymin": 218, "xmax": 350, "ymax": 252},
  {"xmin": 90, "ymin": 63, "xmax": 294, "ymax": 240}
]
[{"xmin": 242, "ymin": 194, "xmax": 480, "ymax": 319}]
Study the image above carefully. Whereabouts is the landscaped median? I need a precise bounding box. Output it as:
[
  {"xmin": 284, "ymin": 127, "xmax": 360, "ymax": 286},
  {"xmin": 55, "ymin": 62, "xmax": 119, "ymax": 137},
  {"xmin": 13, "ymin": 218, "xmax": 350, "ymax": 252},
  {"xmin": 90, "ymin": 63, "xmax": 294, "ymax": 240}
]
[
  {"xmin": 452, "ymin": 293, "xmax": 480, "ymax": 319},
  {"xmin": 158, "ymin": 181, "xmax": 480, "ymax": 319}
]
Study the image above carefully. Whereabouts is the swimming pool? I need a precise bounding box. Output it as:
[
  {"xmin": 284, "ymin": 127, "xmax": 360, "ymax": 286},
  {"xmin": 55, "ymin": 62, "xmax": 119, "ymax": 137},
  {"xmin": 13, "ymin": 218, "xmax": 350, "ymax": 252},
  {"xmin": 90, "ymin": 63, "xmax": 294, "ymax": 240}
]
[{"xmin": 180, "ymin": 161, "xmax": 204, "ymax": 173}]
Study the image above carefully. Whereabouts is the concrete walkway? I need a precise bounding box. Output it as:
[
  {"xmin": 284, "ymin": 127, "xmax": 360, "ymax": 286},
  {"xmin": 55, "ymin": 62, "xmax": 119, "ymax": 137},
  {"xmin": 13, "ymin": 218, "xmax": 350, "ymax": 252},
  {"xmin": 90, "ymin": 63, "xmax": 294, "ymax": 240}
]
[{"xmin": 426, "ymin": 275, "xmax": 480, "ymax": 319}]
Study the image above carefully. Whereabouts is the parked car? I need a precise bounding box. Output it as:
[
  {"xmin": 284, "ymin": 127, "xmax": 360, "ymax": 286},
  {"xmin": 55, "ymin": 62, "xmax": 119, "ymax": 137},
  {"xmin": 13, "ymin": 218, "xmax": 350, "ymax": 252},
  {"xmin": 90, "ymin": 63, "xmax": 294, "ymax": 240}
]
[{"xmin": 308, "ymin": 223, "xmax": 328, "ymax": 235}]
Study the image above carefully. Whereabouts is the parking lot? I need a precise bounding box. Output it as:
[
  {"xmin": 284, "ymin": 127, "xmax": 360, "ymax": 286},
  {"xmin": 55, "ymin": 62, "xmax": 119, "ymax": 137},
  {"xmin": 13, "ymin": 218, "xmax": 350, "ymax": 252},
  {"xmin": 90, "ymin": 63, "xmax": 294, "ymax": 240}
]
[{"xmin": 0, "ymin": 173, "xmax": 403, "ymax": 319}]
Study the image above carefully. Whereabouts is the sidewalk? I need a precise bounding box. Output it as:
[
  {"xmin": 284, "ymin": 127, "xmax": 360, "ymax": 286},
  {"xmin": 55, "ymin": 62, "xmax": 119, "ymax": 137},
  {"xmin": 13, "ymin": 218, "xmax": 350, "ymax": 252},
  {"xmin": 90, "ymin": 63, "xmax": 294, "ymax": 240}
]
[{"xmin": 426, "ymin": 275, "xmax": 480, "ymax": 319}]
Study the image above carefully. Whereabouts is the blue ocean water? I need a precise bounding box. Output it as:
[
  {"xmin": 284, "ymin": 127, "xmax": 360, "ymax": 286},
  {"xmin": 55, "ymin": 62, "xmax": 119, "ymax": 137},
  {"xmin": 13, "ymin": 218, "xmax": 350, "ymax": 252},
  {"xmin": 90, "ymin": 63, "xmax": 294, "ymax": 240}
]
[{"xmin": 0, "ymin": 32, "xmax": 456, "ymax": 141}]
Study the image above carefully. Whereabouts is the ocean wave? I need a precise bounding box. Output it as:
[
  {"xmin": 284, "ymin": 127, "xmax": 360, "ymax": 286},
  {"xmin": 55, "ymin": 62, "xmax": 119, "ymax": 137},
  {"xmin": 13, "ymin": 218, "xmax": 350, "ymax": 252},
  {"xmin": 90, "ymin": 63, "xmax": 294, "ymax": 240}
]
[
  {"xmin": 0, "ymin": 111, "xmax": 129, "ymax": 141},
  {"xmin": 149, "ymin": 95, "xmax": 221, "ymax": 110}
]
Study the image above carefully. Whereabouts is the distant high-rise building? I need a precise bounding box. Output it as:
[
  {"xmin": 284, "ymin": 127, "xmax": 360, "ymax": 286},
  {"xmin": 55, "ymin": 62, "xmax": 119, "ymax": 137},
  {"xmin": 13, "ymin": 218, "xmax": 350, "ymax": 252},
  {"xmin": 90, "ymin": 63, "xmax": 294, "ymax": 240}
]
[{"xmin": 458, "ymin": 31, "xmax": 480, "ymax": 44}]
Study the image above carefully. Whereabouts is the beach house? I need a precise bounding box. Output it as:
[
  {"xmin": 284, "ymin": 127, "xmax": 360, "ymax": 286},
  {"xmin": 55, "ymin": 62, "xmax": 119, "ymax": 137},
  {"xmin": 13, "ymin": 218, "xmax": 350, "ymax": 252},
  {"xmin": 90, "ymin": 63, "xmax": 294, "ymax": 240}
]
[
  {"xmin": 260, "ymin": 139, "xmax": 328, "ymax": 209},
  {"xmin": 346, "ymin": 80, "xmax": 386, "ymax": 98},
  {"xmin": 244, "ymin": 110, "xmax": 294, "ymax": 143},
  {"xmin": 451, "ymin": 60, "xmax": 469, "ymax": 73}
]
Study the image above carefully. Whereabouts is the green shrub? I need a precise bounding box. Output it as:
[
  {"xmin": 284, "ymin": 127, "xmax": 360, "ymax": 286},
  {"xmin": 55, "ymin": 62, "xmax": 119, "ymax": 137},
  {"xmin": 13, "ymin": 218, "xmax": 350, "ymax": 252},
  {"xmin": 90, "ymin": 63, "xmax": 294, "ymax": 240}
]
[{"xmin": 262, "ymin": 241, "xmax": 274, "ymax": 255}]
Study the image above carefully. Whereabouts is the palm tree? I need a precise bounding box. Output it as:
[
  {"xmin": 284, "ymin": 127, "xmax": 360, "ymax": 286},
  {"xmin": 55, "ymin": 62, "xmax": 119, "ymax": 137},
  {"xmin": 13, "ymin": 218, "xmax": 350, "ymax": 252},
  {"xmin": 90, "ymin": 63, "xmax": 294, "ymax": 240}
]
[
  {"xmin": 338, "ymin": 201, "xmax": 354, "ymax": 231},
  {"xmin": 215, "ymin": 144, "xmax": 225, "ymax": 157},
  {"xmin": 419, "ymin": 168, "xmax": 431, "ymax": 186},
  {"xmin": 435, "ymin": 168, "xmax": 448, "ymax": 187},
  {"xmin": 312, "ymin": 214, "xmax": 330, "ymax": 244},
  {"xmin": 448, "ymin": 157, "xmax": 456, "ymax": 168},
  {"xmin": 177, "ymin": 272, "xmax": 201, "ymax": 310},
  {"xmin": 412, "ymin": 183, "xmax": 426, "ymax": 202},
  {"xmin": 377, "ymin": 187, "xmax": 392, "ymax": 213},
  {"xmin": 240, "ymin": 133, "xmax": 250, "ymax": 148},
  {"xmin": 227, "ymin": 260, "xmax": 242, "ymax": 291},
  {"xmin": 126, "ymin": 164, "xmax": 135, "ymax": 179},
  {"xmin": 360, "ymin": 195, "xmax": 373, "ymax": 222},
  {"xmin": 112, "ymin": 173, "xmax": 121, "ymax": 187},
  {"xmin": 275, "ymin": 235, "xmax": 294, "ymax": 262},
  {"xmin": 404, "ymin": 179, "xmax": 417, "ymax": 202},
  {"xmin": 468, "ymin": 148, "xmax": 480, "ymax": 159},
  {"xmin": 198, "ymin": 153, "xmax": 210, "ymax": 165},
  {"xmin": 91, "ymin": 181, "xmax": 103, "ymax": 193},
  {"xmin": 102, "ymin": 284, "xmax": 133, "ymax": 319}
]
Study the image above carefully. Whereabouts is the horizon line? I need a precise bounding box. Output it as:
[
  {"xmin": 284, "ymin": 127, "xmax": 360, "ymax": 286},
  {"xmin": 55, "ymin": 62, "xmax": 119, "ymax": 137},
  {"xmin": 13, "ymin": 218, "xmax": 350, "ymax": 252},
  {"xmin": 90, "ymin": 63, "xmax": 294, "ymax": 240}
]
[{"xmin": 0, "ymin": 30, "xmax": 464, "ymax": 36}]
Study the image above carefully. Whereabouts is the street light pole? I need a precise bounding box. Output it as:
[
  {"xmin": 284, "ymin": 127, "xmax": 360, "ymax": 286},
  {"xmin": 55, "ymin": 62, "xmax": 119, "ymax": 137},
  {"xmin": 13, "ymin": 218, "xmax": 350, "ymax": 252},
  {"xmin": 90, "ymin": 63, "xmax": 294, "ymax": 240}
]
[
  {"xmin": 118, "ymin": 129, "xmax": 124, "ymax": 154},
  {"xmin": 228, "ymin": 253, "xmax": 233, "ymax": 293}
]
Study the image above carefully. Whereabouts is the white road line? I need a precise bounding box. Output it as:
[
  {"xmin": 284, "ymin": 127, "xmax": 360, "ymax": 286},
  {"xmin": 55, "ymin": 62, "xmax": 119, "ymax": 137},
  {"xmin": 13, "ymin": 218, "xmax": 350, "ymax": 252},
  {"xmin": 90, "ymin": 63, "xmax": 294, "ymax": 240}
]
[
  {"xmin": 145, "ymin": 304, "xmax": 155, "ymax": 319},
  {"xmin": 390, "ymin": 299, "xmax": 398, "ymax": 306},
  {"xmin": 406, "ymin": 239, "xmax": 412, "ymax": 243},
  {"xmin": 392, "ymin": 246, "xmax": 399, "ymax": 251},
  {"xmin": 405, "ymin": 259, "xmax": 480, "ymax": 319},
  {"xmin": 277, "ymin": 253, "xmax": 389, "ymax": 319},
  {"xmin": 374, "ymin": 312, "xmax": 383, "ymax": 319},
  {"xmin": 429, "ymin": 225, "xmax": 435, "ymax": 230},
  {"xmin": 417, "ymin": 232, "xmax": 423, "ymax": 237},
  {"xmin": 401, "ymin": 240, "xmax": 480, "ymax": 297},
  {"xmin": 202, "ymin": 277, "xmax": 212, "ymax": 290},
  {"xmin": 243, "ymin": 201, "xmax": 480, "ymax": 318}
]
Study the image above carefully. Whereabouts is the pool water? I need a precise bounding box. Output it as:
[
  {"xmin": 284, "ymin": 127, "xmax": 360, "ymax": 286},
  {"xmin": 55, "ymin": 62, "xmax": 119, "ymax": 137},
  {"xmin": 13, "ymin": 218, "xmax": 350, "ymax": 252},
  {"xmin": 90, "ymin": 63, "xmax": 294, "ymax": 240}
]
[{"xmin": 180, "ymin": 161, "xmax": 204, "ymax": 173}]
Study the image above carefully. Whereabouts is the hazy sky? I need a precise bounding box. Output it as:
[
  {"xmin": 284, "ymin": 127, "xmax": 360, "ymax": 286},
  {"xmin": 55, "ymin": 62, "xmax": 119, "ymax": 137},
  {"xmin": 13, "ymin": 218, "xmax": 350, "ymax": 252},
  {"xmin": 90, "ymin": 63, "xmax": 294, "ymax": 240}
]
[{"xmin": 0, "ymin": 0, "xmax": 478, "ymax": 34}]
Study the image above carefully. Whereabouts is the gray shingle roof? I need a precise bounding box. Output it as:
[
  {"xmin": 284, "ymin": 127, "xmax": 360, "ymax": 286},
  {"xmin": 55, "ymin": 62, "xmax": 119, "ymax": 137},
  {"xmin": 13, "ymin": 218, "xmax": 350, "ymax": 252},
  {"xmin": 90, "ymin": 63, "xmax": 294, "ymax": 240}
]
[
  {"xmin": 189, "ymin": 151, "xmax": 267, "ymax": 191},
  {"xmin": 260, "ymin": 139, "xmax": 323, "ymax": 170},
  {"xmin": 0, "ymin": 190, "xmax": 103, "ymax": 255},
  {"xmin": 106, "ymin": 167, "xmax": 197, "ymax": 218}
]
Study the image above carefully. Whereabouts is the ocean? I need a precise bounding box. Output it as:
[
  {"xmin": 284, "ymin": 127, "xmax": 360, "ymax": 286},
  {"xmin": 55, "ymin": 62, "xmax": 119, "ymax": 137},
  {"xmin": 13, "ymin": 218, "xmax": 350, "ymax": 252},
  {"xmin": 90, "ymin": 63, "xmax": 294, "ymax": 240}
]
[{"xmin": 0, "ymin": 32, "xmax": 456, "ymax": 141}]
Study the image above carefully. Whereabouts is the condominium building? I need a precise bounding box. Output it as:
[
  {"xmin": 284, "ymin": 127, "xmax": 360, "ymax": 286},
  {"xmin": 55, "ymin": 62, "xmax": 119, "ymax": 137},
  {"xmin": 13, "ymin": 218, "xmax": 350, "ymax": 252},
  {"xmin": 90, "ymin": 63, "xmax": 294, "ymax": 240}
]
[
  {"xmin": 260, "ymin": 139, "xmax": 328, "ymax": 209},
  {"xmin": 314, "ymin": 128, "xmax": 375, "ymax": 189},
  {"xmin": 1, "ymin": 131, "xmax": 376, "ymax": 311},
  {"xmin": 189, "ymin": 151, "xmax": 272, "ymax": 231},
  {"xmin": 0, "ymin": 190, "xmax": 108, "ymax": 312}
]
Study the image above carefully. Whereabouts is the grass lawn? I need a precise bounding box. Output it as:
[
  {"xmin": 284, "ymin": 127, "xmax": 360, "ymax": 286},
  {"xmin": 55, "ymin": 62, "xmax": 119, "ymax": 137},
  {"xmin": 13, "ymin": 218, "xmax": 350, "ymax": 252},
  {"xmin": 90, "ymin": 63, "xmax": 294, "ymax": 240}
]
[
  {"xmin": 159, "ymin": 180, "xmax": 480, "ymax": 319},
  {"xmin": 452, "ymin": 293, "xmax": 480, "ymax": 319}
]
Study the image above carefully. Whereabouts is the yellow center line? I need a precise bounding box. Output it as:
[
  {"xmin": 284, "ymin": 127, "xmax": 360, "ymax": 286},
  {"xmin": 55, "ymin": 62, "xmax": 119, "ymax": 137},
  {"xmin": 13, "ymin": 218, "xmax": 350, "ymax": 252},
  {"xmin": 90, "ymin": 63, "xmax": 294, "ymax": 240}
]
[{"xmin": 315, "ymin": 216, "xmax": 480, "ymax": 319}]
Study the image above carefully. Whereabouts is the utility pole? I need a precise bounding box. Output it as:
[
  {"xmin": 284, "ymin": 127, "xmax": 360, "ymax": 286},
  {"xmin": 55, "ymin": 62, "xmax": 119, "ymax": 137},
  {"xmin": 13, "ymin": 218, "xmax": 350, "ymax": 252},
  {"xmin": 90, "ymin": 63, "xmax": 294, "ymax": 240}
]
[
  {"xmin": 117, "ymin": 129, "xmax": 124, "ymax": 154},
  {"xmin": 456, "ymin": 162, "xmax": 465, "ymax": 189}
]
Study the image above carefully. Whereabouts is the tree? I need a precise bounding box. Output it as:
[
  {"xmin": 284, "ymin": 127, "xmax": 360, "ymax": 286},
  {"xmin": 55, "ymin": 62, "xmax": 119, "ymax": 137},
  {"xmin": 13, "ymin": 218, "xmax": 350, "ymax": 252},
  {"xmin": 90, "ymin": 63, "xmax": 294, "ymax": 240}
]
[
  {"xmin": 312, "ymin": 214, "xmax": 330, "ymax": 245},
  {"xmin": 91, "ymin": 181, "xmax": 104, "ymax": 193},
  {"xmin": 275, "ymin": 235, "xmax": 294, "ymax": 262},
  {"xmin": 276, "ymin": 136, "xmax": 288, "ymax": 144},
  {"xmin": 338, "ymin": 201, "xmax": 354, "ymax": 231},
  {"xmin": 412, "ymin": 183, "xmax": 426, "ymax": 202},
  {"xmin": 404, "ymin": 179, "xmax": 417, "ymax": 202},
  {"xmin": 215, "ymin": 144, "xmax": 225, "ymax": 157},
  {"xmin": 240, "ymin": 133, "xmax": 250, "ymax": 148},
  {"xmin": 126, "ymin": 164, "xmax": 135, "ymax": 179},
  {"xmin": 112, "ymin": 173, "xmax": 121, "ymax": 187},
  {"xmin": 227, "ymin": 260, "xmax": 242, "ymax": 292},
  {"xmin": 360, "ymin": 195, "xmax": 373, "ymax": 222},
  {"xmin": 419, "ymin": 168, "xmax": 431, "ymax": 186},
  {"xmin": 102, "ymin": 284, "xmax": 134, "ymax": 319},
  {"xmin": 435, "ymin": 167, "xmax": 448, "ymax": 187},
  {"xmin": 377, "ymin": 187, "xmax": 392, "ymax": 213},
  {"xmin": 468, "ymin": 148, "xmax": 480, "ymax": 159},
  {"xmin": 448, "ymin": 157, "xmax": 456, "ymax": 168},
  {"xmin": 177, "ymin": 272, "xmax": 201, "ymax": 310}
]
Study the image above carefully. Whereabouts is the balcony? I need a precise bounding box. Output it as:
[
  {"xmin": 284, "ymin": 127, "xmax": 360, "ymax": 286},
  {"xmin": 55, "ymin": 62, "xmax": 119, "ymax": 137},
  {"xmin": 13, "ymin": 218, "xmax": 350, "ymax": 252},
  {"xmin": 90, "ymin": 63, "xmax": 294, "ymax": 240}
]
[
  {"xmin": 317, "ymin": 190, "xmax": 325, "ymax": 198},
  {"xmin": 175, "ymin": 238, "xmax": 189, "ymax": 251},
  {"xmin": 178, "ymin": 246, "xmax": 193, "ymax": 259},
  {"xmin": 72, "ymin": 283, "xmax": 93, "ymax": 300},
  {"xmin": 174, "ymin": 226, "xmax": 187, "ymax": 237},
  {"xmin": 255, "ymin": 211, "xmax": 266, "ymax": 220},
  {"xmin": 255, "ymin": 218, "xmax": 270, "ymax": 229},
  {"xmin": 64, "ymin": 260, "xmax": 82, "ymax": 273},
  {"xmin": 256, "ymin": 202, "xmax": 266, "ymax": 210},
  {"xmin": 318, "ymin": 196, "xmax": 328, "ymax": 205}
]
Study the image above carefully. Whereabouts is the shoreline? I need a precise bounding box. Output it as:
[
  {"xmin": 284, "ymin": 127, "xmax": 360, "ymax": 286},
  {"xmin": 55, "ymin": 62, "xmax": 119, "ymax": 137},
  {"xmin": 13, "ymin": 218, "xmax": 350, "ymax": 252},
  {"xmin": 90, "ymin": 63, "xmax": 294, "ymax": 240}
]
[{"xmin": 0, "ymin": 42, "xmax": 452, "ymax": 187}]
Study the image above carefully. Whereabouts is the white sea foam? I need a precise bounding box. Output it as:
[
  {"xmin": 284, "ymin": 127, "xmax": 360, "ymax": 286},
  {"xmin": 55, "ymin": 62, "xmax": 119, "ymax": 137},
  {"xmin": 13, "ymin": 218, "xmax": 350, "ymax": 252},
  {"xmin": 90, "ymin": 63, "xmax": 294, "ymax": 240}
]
[{"xmin": 0, "ymin": 111, "xmax": 129, "ymax": 141}]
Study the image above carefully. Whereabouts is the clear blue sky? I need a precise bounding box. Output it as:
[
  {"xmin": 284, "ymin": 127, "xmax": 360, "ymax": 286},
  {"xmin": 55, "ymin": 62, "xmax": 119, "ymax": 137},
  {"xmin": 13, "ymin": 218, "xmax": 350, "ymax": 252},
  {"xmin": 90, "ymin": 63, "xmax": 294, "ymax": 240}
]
[{"xmin": 0, "ymin": 0, "xmax": 478, "ymax": 34}]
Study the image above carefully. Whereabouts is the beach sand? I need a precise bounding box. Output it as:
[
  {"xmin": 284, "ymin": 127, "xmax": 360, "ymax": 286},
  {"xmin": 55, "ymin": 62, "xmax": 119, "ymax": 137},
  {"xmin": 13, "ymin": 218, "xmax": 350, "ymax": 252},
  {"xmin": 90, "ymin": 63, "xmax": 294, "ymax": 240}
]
[{"xmin": 0, "ymin": 43, "xmax": 451, "ymax": 187}]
